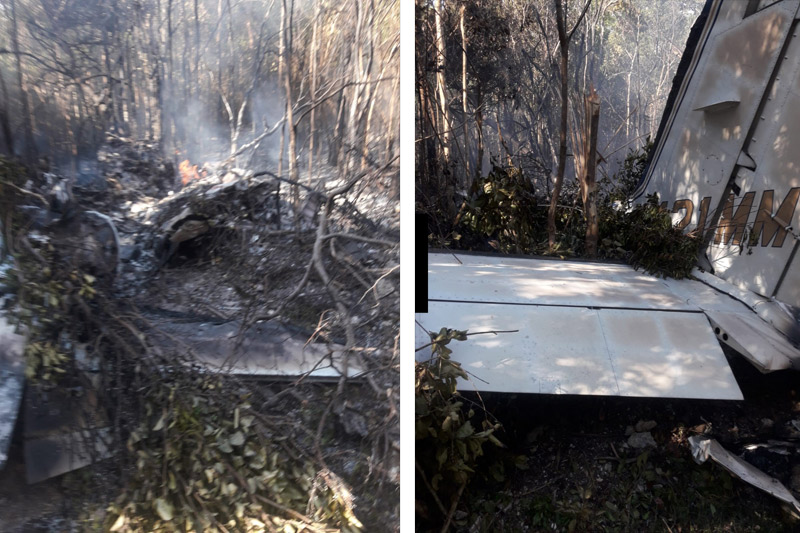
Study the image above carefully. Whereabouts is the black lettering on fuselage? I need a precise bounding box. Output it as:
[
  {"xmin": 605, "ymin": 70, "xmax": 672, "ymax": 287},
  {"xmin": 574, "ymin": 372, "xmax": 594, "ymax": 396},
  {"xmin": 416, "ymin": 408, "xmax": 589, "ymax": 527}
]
[
  {"xmin": 750, "ymin": 188, "xmax": 800, "ymax": 248},
  {"xmin": 665, "ymin": 187, "xmax": 799, "ymax": 248}
]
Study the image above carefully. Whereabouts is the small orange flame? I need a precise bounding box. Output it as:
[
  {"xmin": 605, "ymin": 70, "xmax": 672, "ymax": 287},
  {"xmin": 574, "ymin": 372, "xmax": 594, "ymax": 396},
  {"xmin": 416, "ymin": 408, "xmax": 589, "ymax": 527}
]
[{"xmin": 179, "ymin": 159, "xmax": 202, "ymax": 186}]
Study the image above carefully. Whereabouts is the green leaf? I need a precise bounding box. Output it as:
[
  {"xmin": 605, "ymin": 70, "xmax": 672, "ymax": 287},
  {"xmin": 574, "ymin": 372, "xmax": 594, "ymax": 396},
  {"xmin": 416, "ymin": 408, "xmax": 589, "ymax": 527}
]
[
  {"xmin": 604, "ymin": 501, "xmax": 618, "ymax": 513},
  {"xmin": 454, "ymin": 421, "xmax": 474, "ymax": 439},
  {"xmin": 441, "ymin": 416, "xmax": 453, "ymax": 433},
  {"xmin": 230, "ymin": 431, "xmax": 245, "ymax": 447},
  {"xmin": 109, "ymin": 513, "xmax": 126, "ymax": 532},
  {"xmin": 437, "ymin": 447, "xmax": 448, "ymax": 467}
]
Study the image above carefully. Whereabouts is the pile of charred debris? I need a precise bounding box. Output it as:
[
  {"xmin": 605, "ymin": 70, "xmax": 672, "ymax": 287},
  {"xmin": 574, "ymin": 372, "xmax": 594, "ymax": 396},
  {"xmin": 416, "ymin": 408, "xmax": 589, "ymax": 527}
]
[{"xmin": 0, "ymin": 135, "xmax": 399, "ymax": 532}]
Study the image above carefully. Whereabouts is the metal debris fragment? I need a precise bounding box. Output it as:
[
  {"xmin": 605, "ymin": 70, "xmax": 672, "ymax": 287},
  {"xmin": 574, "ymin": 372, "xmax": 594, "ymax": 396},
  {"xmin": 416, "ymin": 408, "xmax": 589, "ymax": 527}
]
[
  {"xmin": 688, "ymin": 435, "xmax": 800, "ymax": 513},
  {"xmin": 0, "ymin": 316, "xmax": 25, "ymax": 469}
]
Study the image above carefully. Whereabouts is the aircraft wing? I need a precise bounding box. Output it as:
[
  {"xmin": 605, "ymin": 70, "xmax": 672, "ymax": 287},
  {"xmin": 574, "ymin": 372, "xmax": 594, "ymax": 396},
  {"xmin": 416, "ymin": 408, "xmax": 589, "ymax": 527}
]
[{"xmin": 416, "ymin": 252, "xmax": 800, "ymax": 399}]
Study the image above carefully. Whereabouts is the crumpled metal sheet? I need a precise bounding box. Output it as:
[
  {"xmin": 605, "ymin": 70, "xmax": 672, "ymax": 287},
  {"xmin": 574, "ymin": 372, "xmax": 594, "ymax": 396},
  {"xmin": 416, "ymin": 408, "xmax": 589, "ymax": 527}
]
[
  {"xmin": 0, "ymin": 315, "xmax": 25, "ymax": 468},
  {"xmin": 688, "ymin": 435, "xmax": 800, "ymax": 512},
  {"xmin": 25, "ymin": 428, "xmax": 113, "ymax": 484},
  {"xmin": 149, "ymin": 317, "xmax": 356, "ymax": 379}
]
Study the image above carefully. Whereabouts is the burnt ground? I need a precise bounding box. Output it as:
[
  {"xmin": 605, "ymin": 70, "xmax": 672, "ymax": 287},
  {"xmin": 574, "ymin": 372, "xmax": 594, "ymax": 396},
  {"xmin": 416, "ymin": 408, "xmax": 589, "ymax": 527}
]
[
  {"xmin": 0, "ymin": 137, "xmax": 399, "ymax": 531},
  {"xmin": 418, "ymin": 348, "xmax": 800, "ymax": 533}
]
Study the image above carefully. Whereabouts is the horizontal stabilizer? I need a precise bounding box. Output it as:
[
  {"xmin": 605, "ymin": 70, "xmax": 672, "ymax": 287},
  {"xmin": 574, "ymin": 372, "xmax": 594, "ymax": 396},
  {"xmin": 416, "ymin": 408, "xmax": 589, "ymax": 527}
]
[{"xmin": 418, "ymin": 252, "xmax": 798, "ymax": 398}]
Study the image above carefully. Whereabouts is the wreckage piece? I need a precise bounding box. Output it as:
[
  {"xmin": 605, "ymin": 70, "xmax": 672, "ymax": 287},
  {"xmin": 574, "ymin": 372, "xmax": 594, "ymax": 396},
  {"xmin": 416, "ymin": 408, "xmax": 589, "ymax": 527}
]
[
  {"xmin": 0, "ymin": 300, "xmax": 111, "ymax": 482},
  {"xmin": 417, "ymin": 302, "xmax": 742, "ymax": 398},
  {"xmin": 661, "ymin": 271, "xmax": 800, "ymax": 373},
  {"xmin": 22, "ymin": 383, "xmax": 113, "ymax": 484},
  {"xmin": 24, "ymin": 427, "xmax": 113, "ymax": 484},
  {"xmin": 156, "ymin": 207, "xmax": 211, "ymax": 266},
  {"xmin": 420, "ymin": 251, "xmax": 800, "ymax": 390},
  {"xmin": 417, "ymin": 252, "xmax": 762, "ymax": 398},
  {"xmin": 688, "ymin": 435, "xmax": 800, "ymax": 513},
  {"xmin": 47, "ymin": 210, "xmax": 120, "ymax": 282},
  {"xmin": 149, "ymin": 317, "xmax": 358, "ymax": 380},
  {"xmin": 0, "ymin": 315, "xmax": 25, "ymax": 469}
]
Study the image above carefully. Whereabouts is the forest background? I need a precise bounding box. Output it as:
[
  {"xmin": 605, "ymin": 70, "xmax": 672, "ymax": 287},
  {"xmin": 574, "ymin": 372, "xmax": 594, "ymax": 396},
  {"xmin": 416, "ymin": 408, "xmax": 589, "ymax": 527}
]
[
  {"xmin": 0, "ymin": 0, "xmax": 399, "ymax": 189},
  {"xmin": 416, "ymin": 0, "xmax": 704, "ymax": 254}
]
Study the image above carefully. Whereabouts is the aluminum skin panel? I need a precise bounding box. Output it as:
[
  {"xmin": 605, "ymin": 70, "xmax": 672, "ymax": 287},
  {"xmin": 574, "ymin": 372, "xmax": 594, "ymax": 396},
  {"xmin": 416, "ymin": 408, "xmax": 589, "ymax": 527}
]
[
  {"xmin": 704, "ymin": 24, "xmax": 800, "ymax": 301},
  {"xmin": 428, "ymin": 253, "xmax": 694, "ymax": 311},
  {"xmin": 636, "ymin": 0, "xmax": 800, "ymax": 307},
  {"xmin": 150, "ymin": 319, "xmax": 352, "ymax": 379},
  {"xmin": 416, "ymin": 302, "xmax": 742, "ymax": 400},
  {"xmin": 706, "ymin": 309, "xmax": 799, "ymax": 371},
  {"xmin": 0, "ymin": 315, "xmax": 24, "ymax": 468},
  {"xmin": 639, "ymin": 1, "xmax": 797, "ymax": 208}
]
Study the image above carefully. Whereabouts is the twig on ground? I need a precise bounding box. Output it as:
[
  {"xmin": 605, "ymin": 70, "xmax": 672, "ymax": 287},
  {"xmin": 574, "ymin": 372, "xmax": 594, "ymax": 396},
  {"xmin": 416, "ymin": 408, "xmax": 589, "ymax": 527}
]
[
  {"xmin": 416, "ymin": 460, "xmax": 449, "ymax": 518},
  {"xmin": 415, "ymin": 329, "xmax": 520, "ymax": 352},
  {"xmin": 440, "ymin": 482, "xmax": 467, "ymax": 533}
]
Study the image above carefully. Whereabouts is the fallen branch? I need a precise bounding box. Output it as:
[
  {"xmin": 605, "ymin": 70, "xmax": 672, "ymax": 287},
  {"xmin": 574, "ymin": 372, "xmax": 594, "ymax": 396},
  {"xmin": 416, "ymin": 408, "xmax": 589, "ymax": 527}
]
[
  {"xmin": 221, "ymin": 117, "xmax": 287, "ymax": 166},
  {"xmin": 357, "ymin": 263, "xmax": 399, "ymax": 306},
  {"xmin": 322, "ymin": 232, "xmax": 397, "ymax": 247},
  {"xmin": 416, "ymin": 460, "xmax": 449, "ymax": 518},
  {"xmin": 414, "ymin": 329, "xmax": 520, "ymax": 352},
  {"xmin": 441, "ymin": 482, "xmax": 466, "ymax": 533}
]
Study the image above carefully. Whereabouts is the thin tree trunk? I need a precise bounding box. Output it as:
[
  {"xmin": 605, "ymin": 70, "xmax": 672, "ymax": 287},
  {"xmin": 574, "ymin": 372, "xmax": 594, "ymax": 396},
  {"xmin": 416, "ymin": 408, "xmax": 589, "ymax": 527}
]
[
  {"xmin": 547, "ymin": 0, "xmax": 592, "ymax": 251},
  {"xmin": 0, "ymin": 69, "xmax": 15, "ymax": 154},
  {"xmin": 345, "ymin": 0, "xmax": 365, "ymax": 172},
  {"xmin": 385, "ymin": 71, "xmax": 399, "ymax": 162},
  {"xmin": 475, "ymin": 86, "xmax": 484, "ymax": 178},
  {"xmin": 308, "ymin": 1, "xmax": 320, "ymax": 186},
  {"xmin": 277, "ymin": 0, "xmax": 286, "ymax": 177},
  {"xmin": 360, "ymin": 0, "xmax": 377, "ymax": 170},
  {"xmin": 194, "ymin": 0, "xmax": 201, "ymax": 87},
  {"xmin": 460, "ymin": 4, "xmax": 470, "ymax": 185},
  {"xmin": 548, "ymin": 4, "xmax": 569, "ymax": 250},
  {"xmin": 434, "ymin": 0, "xmax": 450, "ymax": 163},
  {"xmin": 361, "ymin": 0, "xmax": 378, "ymax": 170},
  {"xmin": 582, "ymin": 89, "xmax": 600, "ymax": 257},
  {"xmin": 495, "ymin": 108, "xmax": 513, "ymax": 166},
  {"xmin": 283, "ymin": 0, "xmax": 300, "ymax": 226},
  {"xmin": 9, "ymin": 0, "xmax": 36, "ymax": 162},
  {"xmin": 166, "ymin": 0, "xmax": 174, "ymax": 148}
]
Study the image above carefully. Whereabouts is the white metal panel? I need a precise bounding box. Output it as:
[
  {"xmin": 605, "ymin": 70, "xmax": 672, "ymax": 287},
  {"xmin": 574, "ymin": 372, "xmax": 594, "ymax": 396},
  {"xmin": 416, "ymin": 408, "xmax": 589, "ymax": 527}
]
[
  {"xmin": 660, "ymin": 275, "xmax": 764, "ymax": 313},
  {"xmin": 597, "ymin": 310, "xmax": 742, "ymax": 399},
  {"xmin": 776, "ymin": 246, "xmax": 800, "ymax": 305},
  {"xmin": 151, "ymin": 319, "xmax": 352, "ymax": 379},
  {"xmin": 428, "ymin": 253, "xmax": 695, "ymax": 311},
  {"xmin": 636, "ymin": 0, "xmax": 800, "ymax": 308},
  {"xmin": 706, "ymin": 310, "xmax": 800, "ymax": 371},
  {"xmin": 680, "ymin": 269, "xmax": 800, "ymax": 344},
  {"xmin": 416, "ymin": 302, "xmax": 743, "ymax": 400},
  {"xmin": 24, "ymin": 428, "xmax": 114, "ymax": 484},
  {"xmin": 639, "ymin": 1, "xmax": 798, "ymax": 209},
  {"xmin": 704, "ymin": 17, "xmax": 800, "ymax": 302},
  {"xmin": 0, "ymin": 315, "xmax": 24, "ymax": 468},
  {"xmin": 417, "ymin": 304, "xmax": 619, "ymax": 395}
]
